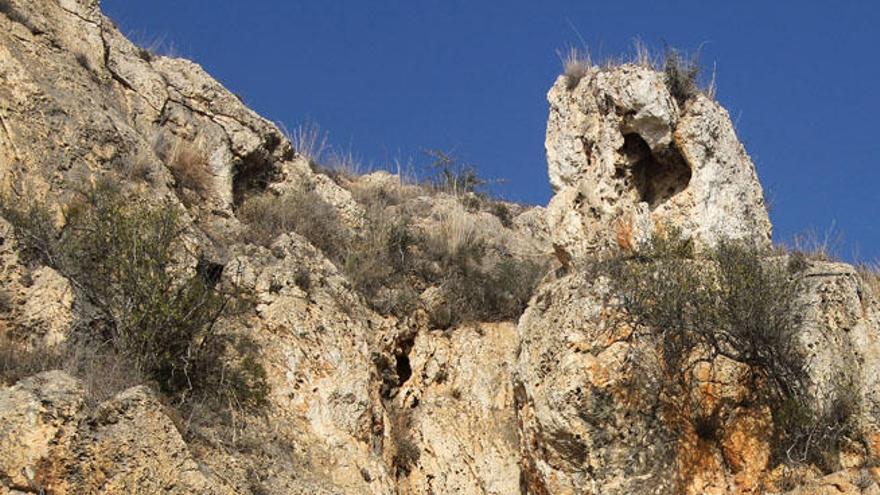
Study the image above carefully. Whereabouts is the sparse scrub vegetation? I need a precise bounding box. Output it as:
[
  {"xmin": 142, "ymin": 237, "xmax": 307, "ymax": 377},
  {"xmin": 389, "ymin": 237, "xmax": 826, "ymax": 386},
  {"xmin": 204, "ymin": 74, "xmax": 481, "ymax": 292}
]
[
  {"xmin": 424, "ymin": 148, "xmax": 487, "ymax": 196},
  {"xmin": 556, "ymin": 41, "xmax": 714, "ymax": 102},
  {"xmin": 598, "ymin": 228, "xmax": 857, "ymax": 471},
  {"xmin": 238, "ymin": 188, "xmax": 349, "ymax": 261},
  {"xmin": 662, "ymin": 48, "xmax": 701, "ymax": 105},
  {"xmin": 0, "ymin": 181, "xmax": 268, "ymax": 415},
  {"xmin": 336, "ymin": 183, "xmax": 546, "ymax": 326}
]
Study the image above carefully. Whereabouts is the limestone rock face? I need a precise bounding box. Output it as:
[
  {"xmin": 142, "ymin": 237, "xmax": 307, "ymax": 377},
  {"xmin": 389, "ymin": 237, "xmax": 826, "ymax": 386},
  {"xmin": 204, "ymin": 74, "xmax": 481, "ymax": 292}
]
[
  {"xmin": 0, "ymin": 371, "xmax": 232, "ymax": 494},
  {"xmin": 391, "ymin": 323, "xmax": 522, "ymax": 495},
  {"xmin": 515, "ymin": 261, "xmax": 880, "ymax": 494},
  {"xmin": 545, "ymin": 65, "xmax": 772, "ymax": 260},
  {"xmin": 0, "ymin": 0, "xmax": 354, "ymax": 218}
]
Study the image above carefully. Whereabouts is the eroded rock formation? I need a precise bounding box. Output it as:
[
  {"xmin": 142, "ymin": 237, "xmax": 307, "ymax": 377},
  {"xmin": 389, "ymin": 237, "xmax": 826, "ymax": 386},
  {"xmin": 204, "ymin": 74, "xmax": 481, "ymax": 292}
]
[
  {"xmin": 0, "ymin": 1, "xmax": 878, "ymax": 494},
  {"xmin": 545, "ymin": 65, "xmax": 773, "ymax": 261}
]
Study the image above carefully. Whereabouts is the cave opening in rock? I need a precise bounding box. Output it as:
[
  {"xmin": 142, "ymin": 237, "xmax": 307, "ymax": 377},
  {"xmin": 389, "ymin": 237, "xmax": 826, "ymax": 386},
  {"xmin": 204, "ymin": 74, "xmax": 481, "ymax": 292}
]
[
  {"xmin": 232, "ymin": 137, "xmax": 284, "ymax": 208},
  {"xmin": 620, "ymin": 133, "xmax": 692, "ymax": 209},
  {"xmin": 395, "ymin": 337, "xmax": 414, "ymax": 387}
]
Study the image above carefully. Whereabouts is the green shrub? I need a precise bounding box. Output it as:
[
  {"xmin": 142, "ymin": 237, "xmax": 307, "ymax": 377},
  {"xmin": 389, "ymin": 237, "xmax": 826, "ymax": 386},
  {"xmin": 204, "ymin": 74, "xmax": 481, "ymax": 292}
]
[
  {"xmin": 606, "ymin": 234, "xmax": 805, "ymax": 402},
  {"xmin": 599, "ymin": 230, "xmax": 857, "ymax": 469},
  {"xmin": 1, "ymin": 182, "xmax": 268, "ymax": 412}
]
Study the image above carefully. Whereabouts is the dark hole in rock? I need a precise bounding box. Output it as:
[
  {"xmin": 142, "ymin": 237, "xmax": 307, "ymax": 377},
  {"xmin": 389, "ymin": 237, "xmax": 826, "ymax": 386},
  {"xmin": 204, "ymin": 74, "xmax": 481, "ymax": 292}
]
[
  {"xmin": 232, "ymin": 146, "xmax": 278, "ymax": 208},
  {"xmin": 395, "ymin": 336, "xmax": 415, "ymax": 387},
  {"xmin": 620, "ymin": 133, "xmax": 692, "ymax": 209},
  {"xmin": 693, "ymin": 414, "xmax": 720, "ymax": 441},
  {"xmin": 196, "ymin": 258, "xmax": 224, "ymax": 288}
]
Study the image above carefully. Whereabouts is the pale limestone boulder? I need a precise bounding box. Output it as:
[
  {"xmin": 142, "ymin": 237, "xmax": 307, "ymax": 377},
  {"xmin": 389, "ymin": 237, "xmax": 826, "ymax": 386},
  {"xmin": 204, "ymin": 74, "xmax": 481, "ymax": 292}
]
[
  {"xmin": 545, "ymin": 65, "xmax": 772, "ymax": 261},
  {"xmin": 796, "ymin": 261, "xmax": 880, "ymax": 440},
  {"xmin": 516, "ymin": 272, "xmax": 681, "ymax": 494},
  {"xmin": 0, "ymin": 372, "xmax": 231, "ymax": 494},
  {"xmin": 21, "ymin": 266, "xmax": 74, "ymax": 346},
  {"xmin": 67, "ymin": 386, "xmax": 232, "ymax": 495},
  {"xmin": 0, "ymin": 371, "xmax": 83, "ymax": 492}
]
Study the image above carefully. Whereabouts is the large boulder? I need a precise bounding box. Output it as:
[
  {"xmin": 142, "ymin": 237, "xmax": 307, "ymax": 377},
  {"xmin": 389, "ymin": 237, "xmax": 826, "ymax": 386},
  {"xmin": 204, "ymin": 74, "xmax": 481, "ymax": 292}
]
[
  {"xmin": 0, "ymin": 371, "xmax": 232, "ymax": 494},
  {"xmin": 545, "ymin": 65, "xmax": 772, "ymax": 261}
]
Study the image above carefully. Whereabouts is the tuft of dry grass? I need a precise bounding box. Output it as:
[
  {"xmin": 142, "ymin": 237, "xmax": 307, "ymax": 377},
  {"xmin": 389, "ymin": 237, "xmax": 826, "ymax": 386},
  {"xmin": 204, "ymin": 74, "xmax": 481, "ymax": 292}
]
[
  {"xmin": 858, "ymin": 262, "xmax": 880, "ymax": 300},
  {"xmin": 789, "ymin": 224, "xmax": 844, "ymax": 262},
  {"xmin": 285, "ymin": 122, "xmax": 328, "ymax": 166},
  {"xmin": 0, "ymin": 334, "xmax": 145, "ymax": 408},
  {"xmin": 157, "ymin": 137, "xmax": 213, "ymax": 198},
  {"xmin": 428, "ymin": 204, "xmax": 483, "ymax": 259},
  {"xmin": 558, "ymin": 47, "xmax": 592, "ymax": 90}
]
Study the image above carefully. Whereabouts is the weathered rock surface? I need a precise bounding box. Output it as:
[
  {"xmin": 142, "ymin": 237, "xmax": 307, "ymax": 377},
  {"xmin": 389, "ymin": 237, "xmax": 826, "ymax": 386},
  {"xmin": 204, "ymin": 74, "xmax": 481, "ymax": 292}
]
[
  {"xmin": 0, "ymin": 1, "xmax": 878, "ymax": 494},
  {"xmin": 0, "ymin": 371, "xmax": 231, "ymax": 494},
  {"xmin": 545, "ymin": 65, "xmax": 772, "ymax": 261}
]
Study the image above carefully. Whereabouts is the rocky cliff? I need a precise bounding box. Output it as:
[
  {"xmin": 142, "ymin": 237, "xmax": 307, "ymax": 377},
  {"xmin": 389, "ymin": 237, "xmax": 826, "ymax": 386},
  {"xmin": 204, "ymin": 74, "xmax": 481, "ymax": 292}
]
[{"xmin": 1, "ymin": 1, "xmax": 879, "ymax": 494}]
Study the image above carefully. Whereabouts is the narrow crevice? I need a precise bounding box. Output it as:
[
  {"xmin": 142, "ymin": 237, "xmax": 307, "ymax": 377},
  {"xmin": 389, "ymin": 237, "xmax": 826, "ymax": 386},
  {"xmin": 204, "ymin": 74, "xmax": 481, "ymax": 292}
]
[{"xmin": 394, "ymin": 336, "xmax": 415, "ymax": 387}]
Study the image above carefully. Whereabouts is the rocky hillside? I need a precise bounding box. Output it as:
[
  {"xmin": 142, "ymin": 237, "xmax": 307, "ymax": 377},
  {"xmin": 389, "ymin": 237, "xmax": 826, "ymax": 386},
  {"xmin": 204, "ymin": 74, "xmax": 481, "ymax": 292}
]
[{"xmin": 1, "ymin": 1, "xmax": 879, "ymax": 494}]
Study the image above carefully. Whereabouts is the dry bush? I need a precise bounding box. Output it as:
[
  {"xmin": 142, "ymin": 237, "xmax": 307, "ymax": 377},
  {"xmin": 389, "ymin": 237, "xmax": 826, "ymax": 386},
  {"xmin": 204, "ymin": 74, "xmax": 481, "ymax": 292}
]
[
  {"xmin": 340, "ymin": 198, "xmax": 546, "ymax": 326},
  {"xmin": 238, "ymin": 189, "xmax": 349, "ymax": 262},
  {"xmin": 558, "ymin": 47, "xmax": 591, "ymax": 90},
  {"xmin": 0, "ymin": 334, "xmax": 146, "ymax": 408},
  {"xmin": 424, "ymin": 148, "xmax": 486, "ymax": 196},
  {"xmin": 0, "ymin": 334, "xmax": 63, "ymax": 386}
]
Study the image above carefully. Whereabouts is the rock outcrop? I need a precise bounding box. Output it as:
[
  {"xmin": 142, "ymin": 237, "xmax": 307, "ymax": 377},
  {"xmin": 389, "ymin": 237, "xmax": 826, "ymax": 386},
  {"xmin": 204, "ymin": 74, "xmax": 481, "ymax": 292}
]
[
  {"xmin": 0, "ymin": 1, "xmax": 878, "ymax": 494},
  {"xmin": 545, "ymin": 65, "xmax": 772, "ymax": 261}
]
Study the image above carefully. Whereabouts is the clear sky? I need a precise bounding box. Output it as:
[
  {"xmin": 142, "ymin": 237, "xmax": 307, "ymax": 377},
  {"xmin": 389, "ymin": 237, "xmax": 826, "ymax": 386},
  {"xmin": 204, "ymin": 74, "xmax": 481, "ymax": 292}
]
[{"xmin": 102, "ymin": 1, "xmax": 880, "ymax": 261}]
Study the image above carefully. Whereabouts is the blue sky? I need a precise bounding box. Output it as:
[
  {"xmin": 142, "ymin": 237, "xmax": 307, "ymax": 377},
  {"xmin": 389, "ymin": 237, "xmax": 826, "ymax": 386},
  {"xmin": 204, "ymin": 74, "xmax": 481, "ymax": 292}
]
[{"xmin": 102, "ymin": 1, "xmax": 880, "ymax": 261}]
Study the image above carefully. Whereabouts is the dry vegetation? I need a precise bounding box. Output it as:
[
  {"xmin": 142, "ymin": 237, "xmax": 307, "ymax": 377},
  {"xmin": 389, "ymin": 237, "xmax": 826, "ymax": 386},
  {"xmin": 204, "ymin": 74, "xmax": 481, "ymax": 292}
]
[
  {"xmin": 236, "ymin": 137, "xmax": 549, "ymax": 327},
  {"xmin": 557, "ymin": 40, "xmax": 715, "ymax": 102},
  {"xmin": 162, "ymin": 138, "xmax": 214, "ymax": 199}
]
